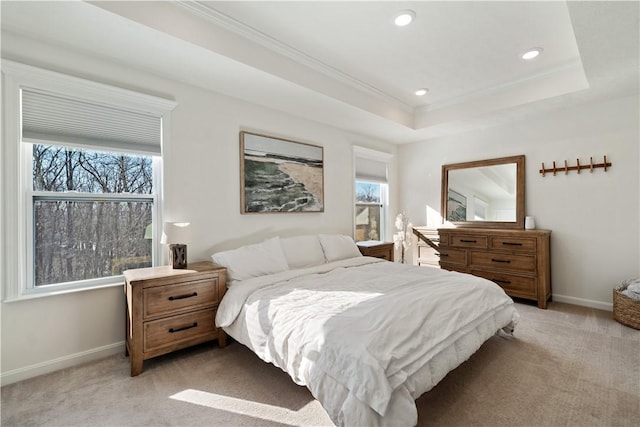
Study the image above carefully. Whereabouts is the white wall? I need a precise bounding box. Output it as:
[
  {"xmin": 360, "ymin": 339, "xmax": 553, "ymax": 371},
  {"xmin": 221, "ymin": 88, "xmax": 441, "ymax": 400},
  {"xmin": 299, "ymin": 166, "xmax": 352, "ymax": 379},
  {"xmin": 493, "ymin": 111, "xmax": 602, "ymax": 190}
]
[
  {"xmin": 399, "ymin": 95, "xmax": 640, "ymax": 309},
  {"xmin": 3, "ymin": 30, "xmax": 637, "ymax": 387},
  {"xmin": 0, "ymin": 35, "xmax": 397, "ymax": 384}
]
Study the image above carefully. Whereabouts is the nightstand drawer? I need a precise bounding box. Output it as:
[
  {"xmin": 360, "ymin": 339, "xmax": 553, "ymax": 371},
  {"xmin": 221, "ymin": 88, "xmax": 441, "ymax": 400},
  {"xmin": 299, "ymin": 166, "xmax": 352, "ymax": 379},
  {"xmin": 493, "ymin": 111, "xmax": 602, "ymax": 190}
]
[
  {"xmin": 143, "ymin": 278, "xmax": 219, "ymax": 318},
  {"xmin": 357, "ymin": 241, "xmax": 394, "ymax": 262},
  {"xmin": 365, "ymin": 246, "xmax": 393, "ymax": 260},
  {"xmin": 144, "ymin": 308, "xmax": 216, "ymax": 352}
]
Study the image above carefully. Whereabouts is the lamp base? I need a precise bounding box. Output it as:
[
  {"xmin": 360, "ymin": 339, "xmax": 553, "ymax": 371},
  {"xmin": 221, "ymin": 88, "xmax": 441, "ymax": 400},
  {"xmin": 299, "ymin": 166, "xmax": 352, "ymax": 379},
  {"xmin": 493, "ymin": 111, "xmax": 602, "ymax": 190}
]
[{"xmin": 169, "ymin": 244, "xmax": 187, "ymax": 269}]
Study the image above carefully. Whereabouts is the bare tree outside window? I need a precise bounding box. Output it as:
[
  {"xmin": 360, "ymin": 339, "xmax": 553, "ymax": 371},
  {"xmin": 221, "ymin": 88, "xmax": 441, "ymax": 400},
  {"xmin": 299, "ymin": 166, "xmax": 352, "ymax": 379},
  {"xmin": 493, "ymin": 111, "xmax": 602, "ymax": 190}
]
[
  {"xmin": 356, "ymin": 183, "xmax": 380, "ymax": 203},
  {"xmin": 32, "ymin": 144, "xmax": 154, "ymax": 286},
  {"xmin": 355, "ymin": 181, "xmax": 383, "ymax": 242}
]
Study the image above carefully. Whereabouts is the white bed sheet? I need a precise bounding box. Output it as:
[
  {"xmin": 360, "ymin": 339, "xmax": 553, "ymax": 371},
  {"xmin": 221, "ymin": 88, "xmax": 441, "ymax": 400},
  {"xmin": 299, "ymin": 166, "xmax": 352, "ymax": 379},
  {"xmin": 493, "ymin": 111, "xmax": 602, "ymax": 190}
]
[{"xmin": 217, "ymin": 257, "xmax": 519, "ymax": 426}]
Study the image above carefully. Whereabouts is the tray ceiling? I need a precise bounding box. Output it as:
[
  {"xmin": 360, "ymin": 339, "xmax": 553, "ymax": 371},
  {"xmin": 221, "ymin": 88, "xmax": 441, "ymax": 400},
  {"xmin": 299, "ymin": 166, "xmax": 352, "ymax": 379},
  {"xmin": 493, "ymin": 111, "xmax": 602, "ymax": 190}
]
[{"xmin": 1, "ymin": 1, "xmax": 638, "ymax": 143}]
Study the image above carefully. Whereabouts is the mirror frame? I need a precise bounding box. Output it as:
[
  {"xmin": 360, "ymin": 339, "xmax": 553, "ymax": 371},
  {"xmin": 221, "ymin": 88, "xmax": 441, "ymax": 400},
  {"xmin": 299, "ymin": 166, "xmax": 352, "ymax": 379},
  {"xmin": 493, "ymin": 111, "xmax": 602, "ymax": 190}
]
[{"xmin": 441, "ymin": 155, "xmax": 525, "ymax": 229}]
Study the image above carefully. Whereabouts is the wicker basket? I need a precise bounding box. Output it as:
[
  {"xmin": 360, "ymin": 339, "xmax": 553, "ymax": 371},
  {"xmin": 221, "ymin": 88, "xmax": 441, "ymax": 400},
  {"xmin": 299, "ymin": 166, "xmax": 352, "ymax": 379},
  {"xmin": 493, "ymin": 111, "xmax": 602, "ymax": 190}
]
[{"xmin": 613, "ymin": 283, "xmax": 640, "ymax": 330}]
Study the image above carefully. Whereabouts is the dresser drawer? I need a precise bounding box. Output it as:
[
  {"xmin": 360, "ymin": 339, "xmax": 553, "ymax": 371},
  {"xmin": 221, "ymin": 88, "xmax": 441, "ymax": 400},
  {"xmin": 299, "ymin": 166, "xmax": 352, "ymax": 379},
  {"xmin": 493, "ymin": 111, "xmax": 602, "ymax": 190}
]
[
  {"xmin": 144, "ymin": 308, "xmax": 216, "ymax": 352},
  {"xmin": 470, "ymin": 251, "xmax": 536, "ymax": 273},
  {"xmin": 450, "ymin": 234, "xmax": 488, "ymax": 248},
  {"xmin": 143, "ymin": 278, "xmax": 219, "ymax": 318},
  {"xmin": 472, "ymin": 270, "xmax": 537, "ymax": 296},
  {"xmin": 489, "ymin": 236, "xmax": 536, "ymax": 252},
  {"xmin": 437, "ymin": 247, "xmax": 467, "ymax": 267},
  {"xmin": 417, "ymin": 245, "xmax": 440, "ymax": 267}
]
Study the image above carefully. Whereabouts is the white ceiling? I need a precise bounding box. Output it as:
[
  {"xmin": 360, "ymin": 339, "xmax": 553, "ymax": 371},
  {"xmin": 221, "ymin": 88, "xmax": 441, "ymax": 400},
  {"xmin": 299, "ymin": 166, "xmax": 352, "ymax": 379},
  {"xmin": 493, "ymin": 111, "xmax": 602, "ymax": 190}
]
[
  {"xmin": 1, "ymin": 1, "xmax": 638, "ymax": 144},
  {"xmin": 201, "ymin": 1, "xmax": 583, "ymax": 108}
]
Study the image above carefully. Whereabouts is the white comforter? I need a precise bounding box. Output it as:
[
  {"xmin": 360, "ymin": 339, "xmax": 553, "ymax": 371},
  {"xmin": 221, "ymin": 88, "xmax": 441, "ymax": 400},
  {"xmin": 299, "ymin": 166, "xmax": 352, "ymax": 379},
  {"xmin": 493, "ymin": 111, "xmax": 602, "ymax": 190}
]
[{"xmin": 216, "ymin": 257, "xmax": 519, "ymax": 426}]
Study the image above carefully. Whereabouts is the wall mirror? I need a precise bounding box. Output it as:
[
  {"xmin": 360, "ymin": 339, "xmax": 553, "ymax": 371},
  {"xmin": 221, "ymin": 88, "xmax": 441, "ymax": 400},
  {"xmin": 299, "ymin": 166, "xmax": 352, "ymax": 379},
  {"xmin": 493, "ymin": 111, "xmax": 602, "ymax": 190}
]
[{"xmin": 441, "ymin": 155, "xmax": 525, "ymax": 229}]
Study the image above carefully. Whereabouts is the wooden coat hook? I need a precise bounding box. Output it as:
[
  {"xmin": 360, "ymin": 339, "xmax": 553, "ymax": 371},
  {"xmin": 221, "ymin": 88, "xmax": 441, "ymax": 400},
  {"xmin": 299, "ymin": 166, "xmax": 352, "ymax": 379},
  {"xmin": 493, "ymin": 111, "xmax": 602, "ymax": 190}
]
[{"xmin": 540, "ymin": 155, "xmax": 611, "ymax": 177}]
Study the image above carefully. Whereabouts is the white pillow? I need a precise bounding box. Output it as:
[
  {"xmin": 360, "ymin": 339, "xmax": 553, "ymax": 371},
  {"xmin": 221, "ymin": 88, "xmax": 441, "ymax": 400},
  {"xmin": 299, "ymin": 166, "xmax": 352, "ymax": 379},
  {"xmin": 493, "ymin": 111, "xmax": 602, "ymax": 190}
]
[
  {"xmin": 318, "ymin": 234, "xmax": 362, "ymax": 263},
  {"xmin": 280, "ymin": 235, "xmax": 326, "ymax": 269},
  {"xmin": 211, "ymin": 237, "xmax": 289, "ymax": 282}
]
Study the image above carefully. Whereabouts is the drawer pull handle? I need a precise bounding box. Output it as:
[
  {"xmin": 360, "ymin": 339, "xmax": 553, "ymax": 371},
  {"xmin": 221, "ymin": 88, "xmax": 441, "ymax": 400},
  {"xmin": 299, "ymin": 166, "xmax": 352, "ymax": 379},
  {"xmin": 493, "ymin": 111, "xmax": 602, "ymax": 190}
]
[
  {"xmin": 436, "ymin": 253, "xmax": 449, "ymax": 257},
  {"xmin": 502, "ymin": 242, "xmax": 523, "ymax": 246},
  {"xmin": 491, "ymin": 258, "xmax": 511, "ymax": 263},
  {"xmin": 493, "ymin": 279, "xmax": 512, "ymax": 284},
  {"xmin": 460, "ymin": 239, "xmax": 477, "ymax": 243},
  {"xmin": 168, "ymin": 292, "xmax": 198, "ymax": 301},
  {"xmin": 169, "ymin": 322, "xmax": 198, "ymax": 333}
]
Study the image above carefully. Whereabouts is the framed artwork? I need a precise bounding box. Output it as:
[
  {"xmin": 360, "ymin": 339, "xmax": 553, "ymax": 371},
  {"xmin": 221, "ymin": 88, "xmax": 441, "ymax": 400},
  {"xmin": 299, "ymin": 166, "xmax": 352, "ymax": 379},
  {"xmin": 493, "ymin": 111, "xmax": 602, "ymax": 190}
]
[
  {"xmin": 240, "ymin": 131, "xmax": 324, "ymax": 213},
  {"xmin": 447, "ymin": 189, "xmax": 467, "ymax": 221}
]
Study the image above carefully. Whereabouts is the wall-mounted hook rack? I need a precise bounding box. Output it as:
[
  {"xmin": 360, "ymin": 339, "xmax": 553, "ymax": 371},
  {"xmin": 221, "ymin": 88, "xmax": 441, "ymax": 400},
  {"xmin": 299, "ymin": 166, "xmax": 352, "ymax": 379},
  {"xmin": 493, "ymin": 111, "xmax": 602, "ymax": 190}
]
[{"xmin": 539, "ymin": 156, "xmax": 611, "ymax": 177}]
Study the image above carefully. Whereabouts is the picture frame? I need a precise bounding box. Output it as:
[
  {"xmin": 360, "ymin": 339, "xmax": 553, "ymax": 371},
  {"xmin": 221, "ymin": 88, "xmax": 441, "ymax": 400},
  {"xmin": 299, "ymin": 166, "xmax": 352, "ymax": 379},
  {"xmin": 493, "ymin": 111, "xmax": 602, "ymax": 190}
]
[
  {"xmin": 240, "ymin": 131, "xmax": 324, "ymax": 214},
  {"xmin": 447, "ymin": 189, "xmax": 467, "ymax": 221}
]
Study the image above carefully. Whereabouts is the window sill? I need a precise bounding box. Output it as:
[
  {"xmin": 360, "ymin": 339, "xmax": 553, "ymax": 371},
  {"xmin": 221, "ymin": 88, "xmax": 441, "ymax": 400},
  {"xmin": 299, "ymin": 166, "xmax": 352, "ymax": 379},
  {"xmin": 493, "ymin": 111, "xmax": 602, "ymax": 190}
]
[{"xmin": 3, "ymin": 280, "xmax": 124, "ymax": 303}]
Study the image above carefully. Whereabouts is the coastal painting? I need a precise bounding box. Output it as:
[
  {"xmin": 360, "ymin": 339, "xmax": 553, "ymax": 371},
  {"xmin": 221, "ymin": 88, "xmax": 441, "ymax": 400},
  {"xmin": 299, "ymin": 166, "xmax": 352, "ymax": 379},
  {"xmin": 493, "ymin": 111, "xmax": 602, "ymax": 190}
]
[{"xmin": 240, "ymin": 131, "xmax": 324, "ymax": 213}]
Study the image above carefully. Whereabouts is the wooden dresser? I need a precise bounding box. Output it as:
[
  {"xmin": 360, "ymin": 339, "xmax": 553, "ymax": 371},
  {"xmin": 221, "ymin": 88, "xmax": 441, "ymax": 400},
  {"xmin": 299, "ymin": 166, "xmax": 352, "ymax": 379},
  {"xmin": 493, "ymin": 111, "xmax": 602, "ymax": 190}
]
[
  {"xmin": 437, "ymin": 228, "xmax": 551, "ymax": 308},
  {"xmin": 123, "ymin": 261, "xmax": 227, "ymax": 376}
]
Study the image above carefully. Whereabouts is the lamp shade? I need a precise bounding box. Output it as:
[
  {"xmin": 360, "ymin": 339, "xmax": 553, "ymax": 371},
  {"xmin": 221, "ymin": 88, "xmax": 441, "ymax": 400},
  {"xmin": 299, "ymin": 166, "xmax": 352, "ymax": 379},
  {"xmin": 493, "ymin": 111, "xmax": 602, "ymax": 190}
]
[{"xmin": 160, "ymin": 222, "xmax": 191, "ymax": 244}]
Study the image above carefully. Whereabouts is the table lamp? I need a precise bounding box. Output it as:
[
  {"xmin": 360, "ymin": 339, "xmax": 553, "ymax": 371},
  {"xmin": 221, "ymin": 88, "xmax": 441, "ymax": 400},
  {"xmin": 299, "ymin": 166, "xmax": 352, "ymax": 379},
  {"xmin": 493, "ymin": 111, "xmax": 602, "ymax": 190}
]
[{"xmin": 161, "ymin": 222, "xmax": 191, "ymax": 269}]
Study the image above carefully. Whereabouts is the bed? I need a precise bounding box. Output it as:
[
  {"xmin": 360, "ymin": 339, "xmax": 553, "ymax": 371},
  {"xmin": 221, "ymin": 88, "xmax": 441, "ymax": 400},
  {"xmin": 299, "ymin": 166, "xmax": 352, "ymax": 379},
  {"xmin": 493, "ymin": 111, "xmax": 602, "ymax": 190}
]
[{"xmin": 212, "ymin": 234, "xmax": 519, "ymax": 427}]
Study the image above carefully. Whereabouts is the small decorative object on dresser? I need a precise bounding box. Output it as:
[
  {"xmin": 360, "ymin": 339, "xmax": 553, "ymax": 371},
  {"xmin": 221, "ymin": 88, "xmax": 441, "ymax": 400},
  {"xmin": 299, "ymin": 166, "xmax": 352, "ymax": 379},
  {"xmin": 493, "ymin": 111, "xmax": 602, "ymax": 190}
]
[
  {"xmin": 525, "ymin": 216, "xmax": 536, "ymax": 230},
  {"xmin": 357, "ymin": 241, "xmax": 395, "ymax": 261},
  {"xmin": 438, "ymin": 228, "xmax": 551, "ymax": 308},
  {"xmin": 123, "ymin": 261, "xmax": 227, "ymax": 376},
  {"xmin": 161, "ymin": 222, "xmax": 191, "ymax": 269}
]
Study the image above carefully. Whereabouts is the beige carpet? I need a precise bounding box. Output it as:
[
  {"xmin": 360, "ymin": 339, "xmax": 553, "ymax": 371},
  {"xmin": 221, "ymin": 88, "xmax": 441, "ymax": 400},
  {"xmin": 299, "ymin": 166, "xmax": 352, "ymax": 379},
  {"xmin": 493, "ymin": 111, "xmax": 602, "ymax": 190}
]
[{"xmin": 2, "ymin": 301, "xmax": 639, "ymax": 427}]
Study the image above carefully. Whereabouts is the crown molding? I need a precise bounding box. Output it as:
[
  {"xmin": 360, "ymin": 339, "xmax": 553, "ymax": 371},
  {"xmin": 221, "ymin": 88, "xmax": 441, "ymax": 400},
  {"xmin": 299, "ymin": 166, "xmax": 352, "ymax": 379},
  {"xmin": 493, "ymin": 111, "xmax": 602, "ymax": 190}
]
[
  {"xmin": 176, "ymin": 1, "xmax": 413, "ymax": 114},
  {"xmin": 417, "ymin": 58, "xmax": 586, "ymax": 114}
]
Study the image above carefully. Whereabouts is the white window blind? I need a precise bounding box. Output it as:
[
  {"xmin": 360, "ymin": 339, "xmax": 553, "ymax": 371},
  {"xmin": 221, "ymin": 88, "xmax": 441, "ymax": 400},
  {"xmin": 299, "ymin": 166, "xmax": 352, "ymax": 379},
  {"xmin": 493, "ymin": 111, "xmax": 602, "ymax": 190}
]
[
  {"xmin": 355, "ymin": 157, "xmax": 388, "ymax": 183},
  {"xmin": 21, "ymin": 89, "xmax": 162, "ymax": 155}
]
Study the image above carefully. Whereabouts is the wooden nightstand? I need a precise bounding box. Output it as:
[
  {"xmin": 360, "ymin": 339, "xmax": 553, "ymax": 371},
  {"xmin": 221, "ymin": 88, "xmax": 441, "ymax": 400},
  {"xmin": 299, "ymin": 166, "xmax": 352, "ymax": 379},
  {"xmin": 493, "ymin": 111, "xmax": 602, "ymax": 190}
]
[
  {"xmin": 357, "ymin": 241, "xmax": 395, "ymax": 261},
  {"xmin": 123, "ymin": 261, "xmax": 227, "ymax": 376}
]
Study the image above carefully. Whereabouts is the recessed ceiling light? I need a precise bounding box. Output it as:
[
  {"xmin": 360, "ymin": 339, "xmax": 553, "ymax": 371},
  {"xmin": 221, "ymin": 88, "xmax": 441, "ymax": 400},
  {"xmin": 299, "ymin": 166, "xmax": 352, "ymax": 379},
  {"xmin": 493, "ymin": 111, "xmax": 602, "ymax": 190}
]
[
  {"xmin": 415, "ymin": 88, "xmax": 429, "ymax": 96},
  {"xmin": 521, "ymin": 47, "xmax": 543, "ymax": 60},
  {"xmin": 394, "ymin": 10, "xmax": 415, "ymax": 27}
]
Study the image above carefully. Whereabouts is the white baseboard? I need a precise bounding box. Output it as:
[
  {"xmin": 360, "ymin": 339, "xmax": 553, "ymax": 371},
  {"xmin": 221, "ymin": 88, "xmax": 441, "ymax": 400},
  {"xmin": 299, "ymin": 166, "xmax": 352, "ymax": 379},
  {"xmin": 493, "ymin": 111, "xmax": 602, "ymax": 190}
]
[
  {"xmin": 1, "ymin": 341, "xmax": 125, "ymax": 386},
  {"xmin": 552, "ymin": 293, "xmax": 613, "ymax": 312}
]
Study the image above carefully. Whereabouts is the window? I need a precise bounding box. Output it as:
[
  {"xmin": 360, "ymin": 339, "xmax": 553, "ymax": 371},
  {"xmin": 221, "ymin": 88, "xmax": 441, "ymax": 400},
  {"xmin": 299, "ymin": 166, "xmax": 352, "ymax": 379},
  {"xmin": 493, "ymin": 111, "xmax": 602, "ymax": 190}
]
[
  {"xmin": 1, "ymin": 60, "xmax": 176, "ymax": 300},
  {"xmin": 353, "ymin": 147, "xmax": 392, "ymax": 242},
  {"xmin": 355, "ymin": 181, "xmax": 386, "ymax": 241},
  {"xmin": 30, "ymin": 144, "xmax": 156, "ymax": 287},
  {"xmin": 473, "ymin": 196, "xmax": 488, "ymax": 221}
]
